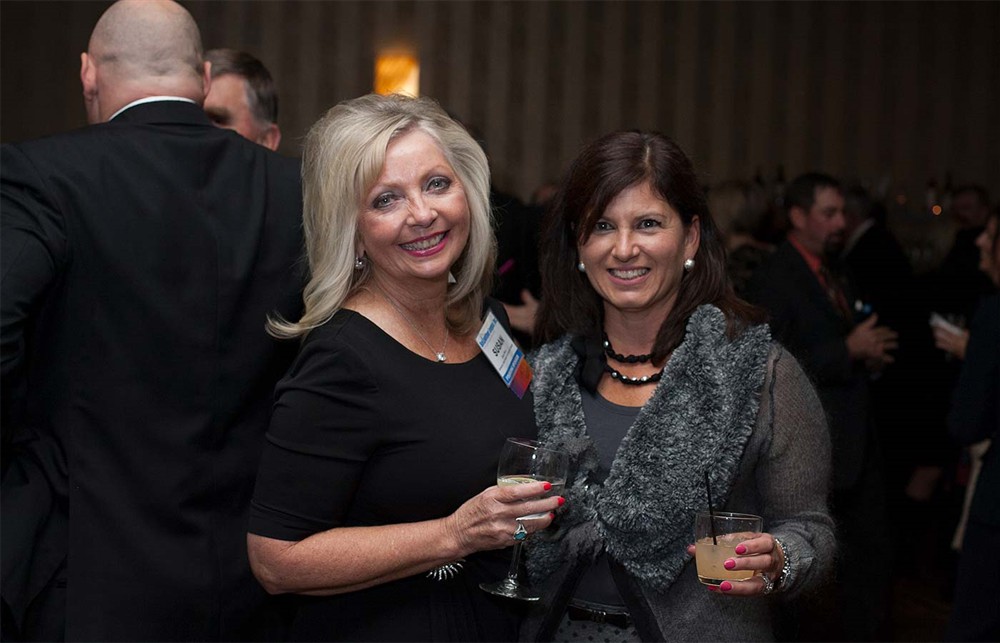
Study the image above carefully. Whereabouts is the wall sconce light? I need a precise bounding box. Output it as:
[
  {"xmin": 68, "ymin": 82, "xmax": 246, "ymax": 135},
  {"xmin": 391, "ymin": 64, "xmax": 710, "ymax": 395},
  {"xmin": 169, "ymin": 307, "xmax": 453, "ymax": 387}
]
[{"xmin": 374, "ymin": 52, "xmax": 419, "ymax": 97}]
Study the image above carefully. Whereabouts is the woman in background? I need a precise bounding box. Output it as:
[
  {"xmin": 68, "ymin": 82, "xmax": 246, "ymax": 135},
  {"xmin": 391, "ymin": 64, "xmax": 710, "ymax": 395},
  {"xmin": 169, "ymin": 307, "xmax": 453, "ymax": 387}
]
[
  {"xmin": 247, "ymin": 94, "xmax": 559, "ymax": 641},
  {"xmin": 943, "ymin": 208, "xmax": 1000, "ymax": 641},
  {"xmin": 523, "ymin": 131, "xmax": 834, "ymax": 641},
  {"xmin": 707, "ymin": 179, "xmax": 774, "ymax": 295}
]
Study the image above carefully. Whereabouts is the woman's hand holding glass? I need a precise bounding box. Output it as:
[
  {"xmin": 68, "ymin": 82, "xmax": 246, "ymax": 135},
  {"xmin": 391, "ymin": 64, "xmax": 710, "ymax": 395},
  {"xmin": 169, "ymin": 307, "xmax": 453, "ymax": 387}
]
[
  {"xmin": 478, "ymin": 438, "xmax": 570, "ymax": 600},
  {"xmin": 686, "ymin": 533, "xmax": 786, "ymax": 596},
  {"xmin": 444, "ymin": 480, "xmax": 562, "ymax": 554}
]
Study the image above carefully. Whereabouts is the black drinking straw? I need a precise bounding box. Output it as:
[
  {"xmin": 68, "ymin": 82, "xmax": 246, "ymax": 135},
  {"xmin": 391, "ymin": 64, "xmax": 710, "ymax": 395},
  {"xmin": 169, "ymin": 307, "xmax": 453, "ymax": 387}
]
[{"xmin": 704, "ymin": 470, "xmax": 718, "ymax": 545}]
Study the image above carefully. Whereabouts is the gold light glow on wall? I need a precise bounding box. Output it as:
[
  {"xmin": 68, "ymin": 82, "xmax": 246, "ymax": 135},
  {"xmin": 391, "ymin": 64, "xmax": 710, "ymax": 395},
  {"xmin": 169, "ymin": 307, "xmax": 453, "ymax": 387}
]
[{"xmin": 374, "ymin": 52, "xmax": 419, "ymax": 97}]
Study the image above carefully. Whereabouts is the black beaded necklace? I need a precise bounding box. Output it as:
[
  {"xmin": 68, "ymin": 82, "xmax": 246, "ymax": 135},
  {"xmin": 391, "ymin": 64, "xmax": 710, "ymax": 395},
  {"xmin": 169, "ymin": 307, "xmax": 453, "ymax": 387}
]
[
  {"xmin": 602, "ymin": 333, "xmax": 652, "ymax": 363},
  {"xmin": 602, "ymin": 333, "xmax": 664, "ymax": 386}
]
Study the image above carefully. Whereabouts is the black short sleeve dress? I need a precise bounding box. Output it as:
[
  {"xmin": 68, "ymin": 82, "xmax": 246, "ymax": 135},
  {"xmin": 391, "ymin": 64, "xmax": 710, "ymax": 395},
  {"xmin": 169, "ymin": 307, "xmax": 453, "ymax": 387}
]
[{"xmin": 249, "ymin": 303, "xmax": 536, "ymax": 641}]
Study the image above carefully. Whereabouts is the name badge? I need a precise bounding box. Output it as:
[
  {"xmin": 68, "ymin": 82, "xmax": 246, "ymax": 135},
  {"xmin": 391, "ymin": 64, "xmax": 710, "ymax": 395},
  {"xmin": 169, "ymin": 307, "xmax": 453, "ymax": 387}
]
[{"xmin": 476, "ymin": 310, "xmax": 533, "ymax": 399}]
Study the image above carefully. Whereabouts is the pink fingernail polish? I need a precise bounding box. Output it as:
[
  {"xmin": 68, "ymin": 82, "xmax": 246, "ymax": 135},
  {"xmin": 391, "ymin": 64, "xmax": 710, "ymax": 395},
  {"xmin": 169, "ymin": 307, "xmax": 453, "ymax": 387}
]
[
  {"xmin": 735, "ymin": 544, "xmax": 747, "ymax": 555},
  {"xmin": 707, "ymin": 585, "xmax": 719, "ymax": 592},
  {"xmin": 724, "ymin": 559, "xmax": 736, "ymax": 570},
  {"xmin": 557, "ymin": 496, "xmax": 566, "ymax": 506},
  {"xmin": 720, "ymin": 581, "xmax": 733, "ymax": 592}
]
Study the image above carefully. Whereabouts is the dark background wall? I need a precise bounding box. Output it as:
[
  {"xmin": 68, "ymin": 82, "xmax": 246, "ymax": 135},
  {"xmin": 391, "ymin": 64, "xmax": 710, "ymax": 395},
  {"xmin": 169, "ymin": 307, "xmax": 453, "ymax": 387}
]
[{"xmin": 2, "ymin": 0, "xmax": 997, "ymax": 210}]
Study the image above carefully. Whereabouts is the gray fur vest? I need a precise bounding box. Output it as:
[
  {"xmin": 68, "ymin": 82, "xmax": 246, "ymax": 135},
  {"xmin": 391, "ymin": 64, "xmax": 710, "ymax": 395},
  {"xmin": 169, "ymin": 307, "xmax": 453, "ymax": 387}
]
[{"xmin": 527, "ymin": 304, "xmax": 772, "ymax": 592}]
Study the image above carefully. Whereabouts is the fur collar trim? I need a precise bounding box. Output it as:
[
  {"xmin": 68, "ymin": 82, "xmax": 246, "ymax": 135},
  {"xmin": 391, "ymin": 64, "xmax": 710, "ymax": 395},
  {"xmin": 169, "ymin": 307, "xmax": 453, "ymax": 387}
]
[{"xmin": 528, "ymin": 305, "xmax": 772, "ymax": 591}]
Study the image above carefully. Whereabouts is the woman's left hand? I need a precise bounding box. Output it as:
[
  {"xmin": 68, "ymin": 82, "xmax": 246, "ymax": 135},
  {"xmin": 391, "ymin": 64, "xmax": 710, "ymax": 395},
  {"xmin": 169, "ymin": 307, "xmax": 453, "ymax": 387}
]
[{"xmin": 685, "ymin": 532, "xmax": 784, "ymax": 596}]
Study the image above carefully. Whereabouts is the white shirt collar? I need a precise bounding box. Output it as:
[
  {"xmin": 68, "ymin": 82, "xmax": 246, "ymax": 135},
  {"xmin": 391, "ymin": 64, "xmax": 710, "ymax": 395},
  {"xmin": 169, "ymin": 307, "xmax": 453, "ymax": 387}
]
[{"xmin": 108, "ymin": 96, "xmax": 197, "ymax": 122}]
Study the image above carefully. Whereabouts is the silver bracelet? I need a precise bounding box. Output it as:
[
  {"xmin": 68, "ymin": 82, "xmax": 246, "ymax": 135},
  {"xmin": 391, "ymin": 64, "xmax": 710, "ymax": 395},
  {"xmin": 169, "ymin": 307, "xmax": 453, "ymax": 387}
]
[
  {"xmin": 425, "ymin": 559, "xmax": 465, "ymax": 581},
  {"xmin": 766, "ymin": 537, "xmax": 791, "ymax": 593}
]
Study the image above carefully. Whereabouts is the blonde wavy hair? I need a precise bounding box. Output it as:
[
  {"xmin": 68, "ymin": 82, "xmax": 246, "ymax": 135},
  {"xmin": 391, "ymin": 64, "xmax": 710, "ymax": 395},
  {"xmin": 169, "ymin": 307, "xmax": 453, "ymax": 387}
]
[{"xmin": 269, "ymin": 94, "xmax": 495, "ymax": 338}]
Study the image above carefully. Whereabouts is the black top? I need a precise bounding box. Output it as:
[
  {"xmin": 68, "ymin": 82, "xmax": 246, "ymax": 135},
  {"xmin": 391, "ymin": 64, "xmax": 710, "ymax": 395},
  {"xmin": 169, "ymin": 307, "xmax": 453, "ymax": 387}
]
[
  {"xmin": 250, "ymin": 304, "xmax": 536, "ymax": 641},
  {"xmin": 948, "ymin": 292, "xmax": 1000, "ymax": 526}
]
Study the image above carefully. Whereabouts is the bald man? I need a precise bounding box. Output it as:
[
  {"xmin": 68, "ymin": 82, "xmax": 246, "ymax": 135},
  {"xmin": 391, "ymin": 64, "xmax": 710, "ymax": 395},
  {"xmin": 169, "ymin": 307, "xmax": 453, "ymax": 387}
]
[{"xmin": 1, "ymin": 1, "xmax": 303, "ymax": 640}]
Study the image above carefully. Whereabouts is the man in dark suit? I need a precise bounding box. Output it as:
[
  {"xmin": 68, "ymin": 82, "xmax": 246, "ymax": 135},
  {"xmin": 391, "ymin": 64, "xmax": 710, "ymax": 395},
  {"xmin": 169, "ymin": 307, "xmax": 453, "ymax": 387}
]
[
  {"xmin": 841, "ymin": 186, "xmax": 955, "ymax": 576},
  {"xmin": 842, "ymin": 186, "xmax": 943, "ymax": 487},
  {"xmin": 748, "ymin": 173, "xmax": 896, "ymax": 640},
  {"xmin": 1, "ymin": 1, "xmax": 303, "ymax": 640}
]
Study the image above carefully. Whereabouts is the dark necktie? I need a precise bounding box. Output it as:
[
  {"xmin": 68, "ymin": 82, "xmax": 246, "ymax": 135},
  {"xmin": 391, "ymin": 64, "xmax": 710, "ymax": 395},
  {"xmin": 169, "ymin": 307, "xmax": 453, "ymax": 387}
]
[{"xmin": 818, "ymin": 264, "xmax": 853, "ymax": 323}]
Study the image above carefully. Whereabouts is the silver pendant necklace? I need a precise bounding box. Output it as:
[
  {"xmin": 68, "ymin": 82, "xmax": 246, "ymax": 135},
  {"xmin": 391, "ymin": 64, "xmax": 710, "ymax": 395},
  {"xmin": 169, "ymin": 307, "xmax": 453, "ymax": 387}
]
[{"xmin": 377, "ymin": 288, "xmax": 449, "ymax": 362}]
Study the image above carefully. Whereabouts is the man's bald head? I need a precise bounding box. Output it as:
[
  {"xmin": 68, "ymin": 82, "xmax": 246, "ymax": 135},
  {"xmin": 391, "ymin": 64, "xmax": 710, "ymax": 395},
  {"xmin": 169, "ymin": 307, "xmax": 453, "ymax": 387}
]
[{"xmin": 81, "ymin": 0, "xmax": 209, "ymax": 123}]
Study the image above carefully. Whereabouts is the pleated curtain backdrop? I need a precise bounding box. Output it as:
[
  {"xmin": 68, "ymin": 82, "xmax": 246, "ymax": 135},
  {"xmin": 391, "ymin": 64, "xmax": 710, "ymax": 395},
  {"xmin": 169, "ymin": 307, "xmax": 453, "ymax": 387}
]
[{"xmin": 2, "ymin": 0, "xmax": 998, "ymax": 205}]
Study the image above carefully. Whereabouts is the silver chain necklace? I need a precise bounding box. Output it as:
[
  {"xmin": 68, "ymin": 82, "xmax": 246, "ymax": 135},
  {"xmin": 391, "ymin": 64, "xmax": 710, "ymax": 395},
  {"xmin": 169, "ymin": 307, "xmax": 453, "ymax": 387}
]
[{"xmin": 377, "ymin": 288, "xmax": 449, "ymax": 362}]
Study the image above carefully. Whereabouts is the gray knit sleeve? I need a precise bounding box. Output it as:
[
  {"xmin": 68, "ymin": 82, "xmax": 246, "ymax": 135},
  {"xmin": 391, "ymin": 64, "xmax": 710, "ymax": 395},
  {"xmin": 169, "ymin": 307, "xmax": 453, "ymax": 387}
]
[{"xmin": 754, "ymin": 345, "xmax": 836, "ymax": 599}]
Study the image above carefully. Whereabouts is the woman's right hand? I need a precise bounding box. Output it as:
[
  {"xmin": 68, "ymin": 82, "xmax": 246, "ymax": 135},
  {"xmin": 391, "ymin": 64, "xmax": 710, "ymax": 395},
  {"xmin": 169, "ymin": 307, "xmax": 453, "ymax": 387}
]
[
  {"xmin": 444, "ymin": 481, "xmax": 563, "ymax": 556},
  {"xmin": 249, "ymin": 482, "xmax": 563, "ymax": 597}
]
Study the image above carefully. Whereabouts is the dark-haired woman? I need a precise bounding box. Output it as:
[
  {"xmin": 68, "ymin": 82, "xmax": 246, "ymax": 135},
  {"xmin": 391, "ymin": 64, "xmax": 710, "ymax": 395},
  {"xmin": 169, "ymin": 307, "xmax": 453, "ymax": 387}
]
[
  {"xmin": 522, "ymin": 131, "xmax": 835, "ymax": 641},
  {"xmin": 942, "ymin": 209, "xmax": 1000, "ymax": 642}
]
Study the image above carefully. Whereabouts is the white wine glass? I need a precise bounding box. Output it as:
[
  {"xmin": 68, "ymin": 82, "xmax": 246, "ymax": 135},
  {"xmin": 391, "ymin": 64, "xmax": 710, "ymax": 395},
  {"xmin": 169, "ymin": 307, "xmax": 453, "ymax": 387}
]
[{"xmin": 480, "ymin": 437, "xmax": 569, "ymax": 601}]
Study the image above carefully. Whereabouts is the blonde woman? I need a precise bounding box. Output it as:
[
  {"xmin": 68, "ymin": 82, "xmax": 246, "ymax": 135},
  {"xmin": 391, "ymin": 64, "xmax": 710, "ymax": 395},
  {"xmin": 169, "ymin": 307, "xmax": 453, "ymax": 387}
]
[{"xmin": 248, "ymin": 95, "xmax": 556, "ymax": 641}]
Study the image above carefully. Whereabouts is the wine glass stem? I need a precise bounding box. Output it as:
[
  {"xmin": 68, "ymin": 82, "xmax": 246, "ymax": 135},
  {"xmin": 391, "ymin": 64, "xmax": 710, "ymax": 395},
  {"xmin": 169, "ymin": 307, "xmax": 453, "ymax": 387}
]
[{"xmin": 506, "ymin": 541, "xmax": 525, "ymax": 582}]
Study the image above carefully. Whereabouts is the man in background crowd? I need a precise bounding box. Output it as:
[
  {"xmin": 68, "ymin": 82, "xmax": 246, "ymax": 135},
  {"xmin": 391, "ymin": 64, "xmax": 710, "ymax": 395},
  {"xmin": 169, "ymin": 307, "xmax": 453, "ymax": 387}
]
[
  {"xmin": 841, "ymin": 185, "xmax": 950, "ymax": 581},
  {"xmin": 748, "ymin": 173, "xmax": 896, "ymax": 640},
  {"xmin": 1, "ymin": 1, "xmax": 302, "ymax": 639},
  {"xmin": 204, "ymin": 47, "xmax": 281, "ymax": 151}
]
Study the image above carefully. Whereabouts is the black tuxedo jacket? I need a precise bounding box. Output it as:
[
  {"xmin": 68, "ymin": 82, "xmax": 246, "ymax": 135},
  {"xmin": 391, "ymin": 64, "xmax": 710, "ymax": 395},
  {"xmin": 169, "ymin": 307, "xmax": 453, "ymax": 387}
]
[
  {"xmin": 1, "ymin": 101, "xmax": 304, "ymax": 641},
  {"xmin": 748, "ymin": 240, "xmax": 871, "ymax": 490}
]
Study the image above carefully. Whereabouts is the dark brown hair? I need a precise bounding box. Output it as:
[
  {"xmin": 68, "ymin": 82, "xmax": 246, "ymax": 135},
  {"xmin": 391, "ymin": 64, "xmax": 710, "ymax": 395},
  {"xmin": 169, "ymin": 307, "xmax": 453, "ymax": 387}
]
[
  {"xmin": 784, "ymin": 172, "xmax": 842, "ymax": 215},
  {"xmin": 206, "ymin": 48, "xmax": 278, "ymax": 124},
  {"xmin": 535, "ymin": 130, "xmax": 764, "ymax": 360}
]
